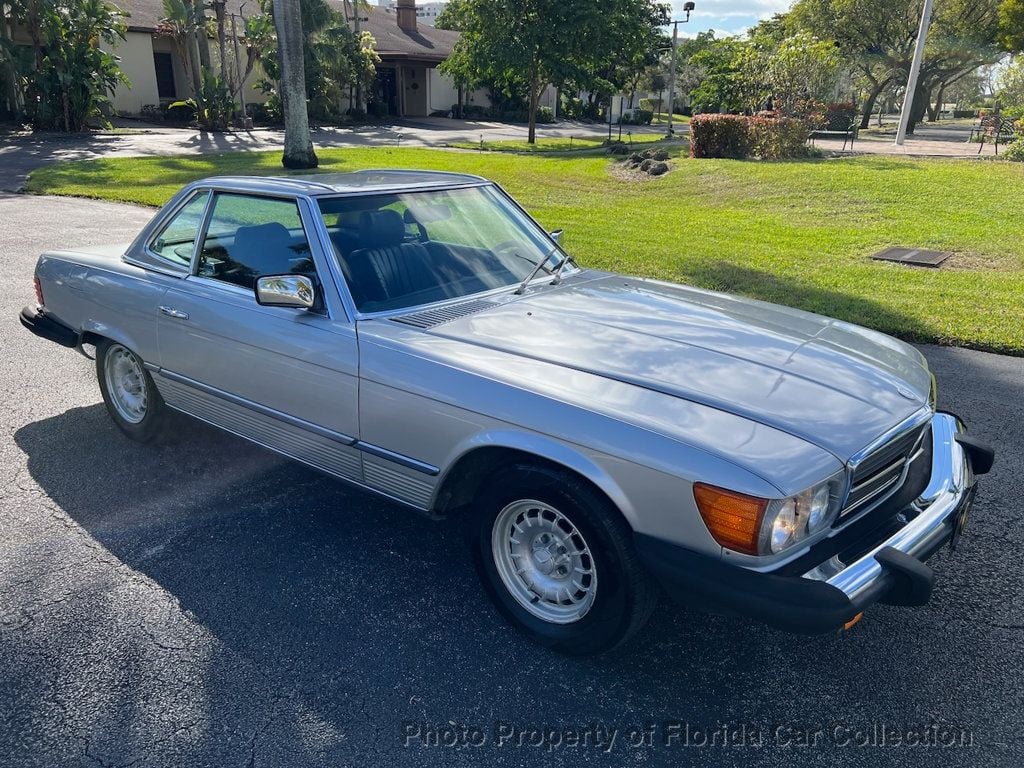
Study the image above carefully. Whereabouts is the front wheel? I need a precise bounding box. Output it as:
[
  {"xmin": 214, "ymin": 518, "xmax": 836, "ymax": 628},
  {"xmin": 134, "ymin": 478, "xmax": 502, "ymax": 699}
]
[
  {"xmin": 471, "ymin": 463, "xmax": 658, "ymax": 655},
  {"xmin": 96, "ymin": 340, "xmax": 169, "ymax": 443}
]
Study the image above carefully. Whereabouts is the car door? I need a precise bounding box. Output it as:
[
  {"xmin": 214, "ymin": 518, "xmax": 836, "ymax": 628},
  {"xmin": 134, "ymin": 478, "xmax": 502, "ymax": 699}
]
[{"xmin": 154, "ymin": 191, "xmax": 362, "ymax": 484}]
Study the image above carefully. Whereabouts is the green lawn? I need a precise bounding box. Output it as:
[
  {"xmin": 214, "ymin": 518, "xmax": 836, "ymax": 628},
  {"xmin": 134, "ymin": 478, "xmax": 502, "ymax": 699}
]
[
  {"xmin": 448, "ymin": 133, "xmax": 669, "ymax": 152},
  {"xmin": 25, "ymin": 147, "xmax": 1024, "ymax": 354},
  {"xmin": 649, "ymin": 112, "xmax": 691, "ymax": 126}
]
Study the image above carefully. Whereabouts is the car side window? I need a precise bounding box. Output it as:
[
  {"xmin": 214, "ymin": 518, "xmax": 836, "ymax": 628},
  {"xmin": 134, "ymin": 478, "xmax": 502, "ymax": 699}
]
[
  {"xmin": 197, "ymin": 193, "xmax": 315, "ymax": 290},
  {"xmin": 149, "ymin": 192, "xmax": 208, "ymax": 267}
]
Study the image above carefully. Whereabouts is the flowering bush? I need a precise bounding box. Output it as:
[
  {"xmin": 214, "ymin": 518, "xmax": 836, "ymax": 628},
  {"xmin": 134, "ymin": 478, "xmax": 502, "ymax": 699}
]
[{"xmin": 689, "ymin": 114, "xmax": 752, "ymax": 159}]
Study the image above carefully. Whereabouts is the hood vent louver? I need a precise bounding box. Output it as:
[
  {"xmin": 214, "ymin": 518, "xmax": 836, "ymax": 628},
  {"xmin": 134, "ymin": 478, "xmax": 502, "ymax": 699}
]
[{"xmin": 391, "ymin": 299, "xmax": 498, "ymax": 329}]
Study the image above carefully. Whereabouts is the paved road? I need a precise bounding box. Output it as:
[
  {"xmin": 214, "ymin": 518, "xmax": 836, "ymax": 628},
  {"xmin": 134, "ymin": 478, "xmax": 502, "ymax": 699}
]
[{"xmin": 1, "ymin": 193, "xmax": 1022, "ymax": 767}]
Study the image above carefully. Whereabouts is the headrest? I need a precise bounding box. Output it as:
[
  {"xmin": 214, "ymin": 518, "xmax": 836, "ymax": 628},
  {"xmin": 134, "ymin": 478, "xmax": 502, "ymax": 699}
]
[
  {"xmin": 358, "ymin": 209, "xmax": 405, "ymax": 249},
  {"xmin": 232, "ymin": 222, "xmax": 292, "ymax": 254}
]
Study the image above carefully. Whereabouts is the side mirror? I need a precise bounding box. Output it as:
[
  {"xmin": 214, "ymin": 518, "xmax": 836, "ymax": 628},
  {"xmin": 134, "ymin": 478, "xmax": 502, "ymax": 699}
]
[
  {"xmin": 550, "ymin": 229, "xmax": 564, "ymax": 244},
  {"xmin": 255, "ymin": 274, "xmax": 315, "ymax": 309}
]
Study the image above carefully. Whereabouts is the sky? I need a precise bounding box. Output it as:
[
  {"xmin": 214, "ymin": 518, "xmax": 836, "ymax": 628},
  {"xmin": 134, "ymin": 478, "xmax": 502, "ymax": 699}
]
[{"xmin": 667, "ymin": 0, "xmax": 792, "ymax": 38}]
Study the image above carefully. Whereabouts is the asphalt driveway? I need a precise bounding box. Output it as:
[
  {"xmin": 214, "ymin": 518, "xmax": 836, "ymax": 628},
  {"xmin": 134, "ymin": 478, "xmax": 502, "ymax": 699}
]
[{"xmin": 1, "ymin": 193, "xmax": 1022, "ymax": 767}]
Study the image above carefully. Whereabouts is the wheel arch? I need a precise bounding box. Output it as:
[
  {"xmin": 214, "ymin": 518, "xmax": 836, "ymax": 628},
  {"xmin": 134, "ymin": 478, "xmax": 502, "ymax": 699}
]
[
  {"xmin": 431, "ymin": 431, "xmax": 638, "ymax": 530},
  {"xmin": 79, "ymin": 323, "xmax": 149, "ymax": 364}
]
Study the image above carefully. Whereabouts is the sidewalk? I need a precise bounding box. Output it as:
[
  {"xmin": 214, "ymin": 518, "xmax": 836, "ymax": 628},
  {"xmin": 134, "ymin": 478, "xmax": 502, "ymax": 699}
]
[{"xmin": 814, "ymin": 120, "xmax": 1007, "ymax": 158}]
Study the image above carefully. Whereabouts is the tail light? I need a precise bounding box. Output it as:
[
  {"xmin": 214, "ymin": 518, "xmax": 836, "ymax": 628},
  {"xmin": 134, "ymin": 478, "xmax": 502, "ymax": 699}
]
[{"xmin": 33, "ymin": 275, "xmax": 44, "ymax": 306}]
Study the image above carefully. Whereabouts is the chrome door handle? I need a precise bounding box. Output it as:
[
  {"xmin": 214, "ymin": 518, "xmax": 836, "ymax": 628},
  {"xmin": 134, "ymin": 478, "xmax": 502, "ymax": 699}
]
[{"xmin": 159, "ymin": 306, "xmax": 189, "ymax": 319}]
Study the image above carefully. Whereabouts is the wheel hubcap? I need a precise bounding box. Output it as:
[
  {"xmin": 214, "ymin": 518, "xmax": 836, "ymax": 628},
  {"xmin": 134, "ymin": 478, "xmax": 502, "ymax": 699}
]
[
  {"xmin": 104, "ymin": 345, "xmax": 148, "ymax": 424},
  {"xmin": 491, "ymin": 499, "xmax": 597, "ymax": 624}
]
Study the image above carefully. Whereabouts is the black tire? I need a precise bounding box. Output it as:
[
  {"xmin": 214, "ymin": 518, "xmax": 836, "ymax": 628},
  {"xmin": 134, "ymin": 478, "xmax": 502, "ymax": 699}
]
[
  {"xmin": 471, "ymin": 462, "xmax": 658, "ymax": 655},
  {"xmin": 95, "ymin": 339, "xmax": 169, "ymax": 443}
]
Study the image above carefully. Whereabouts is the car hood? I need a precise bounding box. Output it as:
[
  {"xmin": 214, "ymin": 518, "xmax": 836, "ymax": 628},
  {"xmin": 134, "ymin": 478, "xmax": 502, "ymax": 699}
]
[{"xmin": 420, "ymin": 273, "xmax": 932, "ymax": 460}]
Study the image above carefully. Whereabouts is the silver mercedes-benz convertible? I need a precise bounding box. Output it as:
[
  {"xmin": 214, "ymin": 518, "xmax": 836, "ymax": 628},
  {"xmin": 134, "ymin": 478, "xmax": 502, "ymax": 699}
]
[{"xmin": 21, "ymin": 170, "xmax": 993, "ymax": 654}]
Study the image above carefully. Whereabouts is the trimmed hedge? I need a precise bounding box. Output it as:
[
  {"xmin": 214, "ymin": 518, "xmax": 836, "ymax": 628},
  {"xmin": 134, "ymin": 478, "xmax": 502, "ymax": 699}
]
[
  {"xmin": 748, "ymin": 116, "xmax": 812, "ymax": 160},
  {"xmin": 689, "ymin": 114, "xmax": 751, "ymax": 159},
  {"xmin": 690, "ymin": 113, "xmax": 813, "ymax": 160}
]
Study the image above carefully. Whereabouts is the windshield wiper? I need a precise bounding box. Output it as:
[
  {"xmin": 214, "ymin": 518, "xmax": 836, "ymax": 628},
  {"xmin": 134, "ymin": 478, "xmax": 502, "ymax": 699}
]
[
  {"xmin": 514, "ymin": 247, "xmax": 559, "ymax": 295},
  {"xmin": 550, "ymin": 252, "xmax": 577, "ymax": 285}
]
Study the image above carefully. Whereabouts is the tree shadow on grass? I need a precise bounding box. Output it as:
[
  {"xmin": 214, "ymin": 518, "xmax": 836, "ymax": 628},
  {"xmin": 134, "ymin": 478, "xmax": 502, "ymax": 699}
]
[{"xmin": 684, "ymin": 259, "xmax": 935, "ymax": 345}]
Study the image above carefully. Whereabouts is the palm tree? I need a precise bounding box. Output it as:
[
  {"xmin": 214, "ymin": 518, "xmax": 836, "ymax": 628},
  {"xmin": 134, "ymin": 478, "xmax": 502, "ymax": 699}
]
[{"xmin": 272, "ymin": 0, "xmax": 317, "ymax": 168}]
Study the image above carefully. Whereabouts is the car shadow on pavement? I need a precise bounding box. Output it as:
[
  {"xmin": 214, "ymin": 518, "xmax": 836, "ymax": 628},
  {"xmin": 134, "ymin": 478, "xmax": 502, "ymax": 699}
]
[{"xmin": 11, "ymin": 379, "xmax": 1019, "ymax": 764}]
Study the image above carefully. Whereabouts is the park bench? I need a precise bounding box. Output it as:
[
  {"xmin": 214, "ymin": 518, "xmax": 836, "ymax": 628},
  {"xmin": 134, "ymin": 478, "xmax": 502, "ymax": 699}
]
[
  {"xmin": 808, "ymin": 119, "xmax": 858, "ymax": 152},
  {"xmin": 970, "ymin": 115, "xmax": 1017, "ymax": 155}
]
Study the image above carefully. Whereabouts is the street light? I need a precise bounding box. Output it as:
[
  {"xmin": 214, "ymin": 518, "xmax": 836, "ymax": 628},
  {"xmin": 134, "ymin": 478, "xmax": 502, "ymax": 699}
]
[
  {"xmin": 895, "ymin": 0, "xmax": 934, "ymax": 145},
  {"xmin": 666, "ymin": 2, "xmax": 695, "ymax": 138}
]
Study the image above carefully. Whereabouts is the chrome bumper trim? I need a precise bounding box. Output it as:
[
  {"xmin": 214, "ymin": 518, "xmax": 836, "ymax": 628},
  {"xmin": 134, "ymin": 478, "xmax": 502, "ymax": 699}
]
[{"xmin": 804, "ymin": 413, "xmax": 972, "ymax": 602}]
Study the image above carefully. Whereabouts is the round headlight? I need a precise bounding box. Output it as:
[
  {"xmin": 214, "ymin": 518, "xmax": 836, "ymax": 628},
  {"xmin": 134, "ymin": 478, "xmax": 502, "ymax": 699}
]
[
  {"xmin": 805, "ymin": 485, "xmax": 832, "ymax": 532},
  {"xmin": 768, "ymin": 499, "xmax": 798, "ymax": 553}
]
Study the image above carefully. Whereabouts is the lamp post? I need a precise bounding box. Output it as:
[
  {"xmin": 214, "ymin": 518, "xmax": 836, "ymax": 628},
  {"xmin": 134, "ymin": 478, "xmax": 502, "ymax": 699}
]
[
  {"xmin": 895, "ymin": 0, "xmax": 934, "ymax": 145},
  {"xmin": 665, "ymin": 1, "xmax": 695, "ymax": 138}
]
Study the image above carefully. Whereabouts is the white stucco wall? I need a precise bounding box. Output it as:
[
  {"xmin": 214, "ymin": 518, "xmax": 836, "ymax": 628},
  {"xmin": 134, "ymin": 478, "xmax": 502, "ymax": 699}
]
[
  {"xmin": 427, "ymin": 69, "xmax": 491, "ymax": 115},
  {"xmin": 107, "ymin": 31, "xmax": 160, "ymax": 115}
]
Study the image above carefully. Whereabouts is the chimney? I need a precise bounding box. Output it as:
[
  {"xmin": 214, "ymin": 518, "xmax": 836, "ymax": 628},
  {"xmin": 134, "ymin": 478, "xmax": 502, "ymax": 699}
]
[{"xmin": 396, "ymin": 0, "xmax": 417, "ymax": 32}]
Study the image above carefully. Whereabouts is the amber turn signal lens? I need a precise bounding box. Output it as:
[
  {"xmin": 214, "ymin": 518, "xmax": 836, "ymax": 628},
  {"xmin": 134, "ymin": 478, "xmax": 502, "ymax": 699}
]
[
  {"xmin": 693, "ymin": 483, "xmax": 769, "ymax": 555},
  {"xmin": 842, "ymin": 612, "xmax": 864, "ymax": 631}
]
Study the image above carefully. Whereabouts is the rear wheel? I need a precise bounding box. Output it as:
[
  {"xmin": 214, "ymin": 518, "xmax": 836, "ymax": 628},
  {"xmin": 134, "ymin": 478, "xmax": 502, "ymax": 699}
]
[
  {"xmin": 471, "ymin": 463, "xmax": 658, "ymax": 655},
  {"xmin": 96, "ymin": 340, "xmax": 169, "ymax": 443}
]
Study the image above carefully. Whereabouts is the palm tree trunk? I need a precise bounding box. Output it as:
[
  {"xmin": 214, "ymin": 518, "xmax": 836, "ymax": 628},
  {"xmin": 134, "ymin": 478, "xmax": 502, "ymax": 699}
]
[
  {"xmin": 273, "ymin": 0, "xmax": 318, "ymax": 168},
  {"xmin": 192, "ymin": 0, "xmax": 211, "ymax": 69}
]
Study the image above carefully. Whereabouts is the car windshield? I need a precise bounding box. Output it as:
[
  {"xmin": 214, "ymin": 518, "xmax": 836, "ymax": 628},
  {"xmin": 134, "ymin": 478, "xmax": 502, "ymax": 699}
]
[{"xmin": 317, "ymin": 184, "xmax": 569, "ymax": 313}]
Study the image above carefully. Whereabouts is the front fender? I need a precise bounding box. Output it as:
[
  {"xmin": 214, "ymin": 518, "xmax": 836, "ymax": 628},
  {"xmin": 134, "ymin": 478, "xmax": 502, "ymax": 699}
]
[{"xmin": 436, "ymin": 428, "xmax": 641, "ymax": 528}]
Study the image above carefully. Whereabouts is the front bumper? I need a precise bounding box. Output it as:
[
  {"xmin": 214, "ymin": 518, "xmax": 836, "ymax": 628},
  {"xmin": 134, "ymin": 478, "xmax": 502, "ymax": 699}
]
[{"xmin": 636, "ymin": 412, "xmax": 992, "ymax": 634}]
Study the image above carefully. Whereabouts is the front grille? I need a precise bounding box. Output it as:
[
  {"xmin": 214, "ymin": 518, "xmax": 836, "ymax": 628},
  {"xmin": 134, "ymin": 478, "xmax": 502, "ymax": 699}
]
[{"xmin": 841, "ymin": 423, "xmax": 930, "ymax": 520}]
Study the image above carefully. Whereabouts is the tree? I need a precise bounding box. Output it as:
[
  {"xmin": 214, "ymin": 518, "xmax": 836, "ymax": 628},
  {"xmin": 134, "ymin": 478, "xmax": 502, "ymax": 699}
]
[
  {"xmin": 261, "ymin": 0, "xmax": 377, "ymax": 123},
  {"xmin": 791, "ymin": 0, "xmax": 1002, "ymax": 131},
  {"xmin": 441, "ymin": 0, "xmax": 668, "ymax": 143},
  {"xmin": 685, "ymin": 34, "xmax": 750, "ymax": 114},
  {"xmin": 272, "ymin": 0, "xmax": 317, "ymax": 168},
  {"xmin": 997, "ymin": 55, "xmax": 1024, "ymax": 114},
  {"xmin": 2, "ymin": 0, "xmax": 128, "ymax": 131},
  {"xmin": 999, "ymin": 0, "xmax": 1024, "ymax": 51},
  {"xmin": 764, "ymin": 32, "xmax": 842, "ymax": 115}
]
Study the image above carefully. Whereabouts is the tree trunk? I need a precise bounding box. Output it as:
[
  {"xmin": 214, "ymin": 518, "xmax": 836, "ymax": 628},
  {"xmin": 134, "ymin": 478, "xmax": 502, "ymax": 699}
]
[
  {"xmin": 905, "ymin": 80, "xmax": 931, "ymax": 135},
  {"xmin": 352, "ymin": 1, "xmax": 362, "ymax": 113},
  {"xmin": 187, "ymin": 29, "xmax": 203, "ymax": 104},
  {"xmin": 858, "ymin": 77, "xmax": 888, "ymax": 130},
  {"xmin": 192, "ymin": 0, "xmax": 212, "ymax": 69},
  {"xmin": 214, "ymin": 2, "xmax": 229, "ymax": 84},
  {"xmin": 928, "ymin": 82, "xmax": 946, "ymax": 122},
  {"xmin": 527, "ymin": 67, "xmax": 540, "ymax": 144},
  {"xmin": 273, "ymin": 0, "xmax": 318, "ymax": 168}
]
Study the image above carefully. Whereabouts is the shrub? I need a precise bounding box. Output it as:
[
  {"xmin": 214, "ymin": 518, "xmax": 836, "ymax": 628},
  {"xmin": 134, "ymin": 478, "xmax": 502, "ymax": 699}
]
[
  {"xmin": 560, "ymin": 97, "xmax": 585, "ymax": 119},
  {"xmin": 247, "ymin": 101, "xmax": 281, "ymax": 126},
  {"xmin": 1004, "ymin": 137, "xmax": 1024, "ymax": 162},
  {"xmin": 164, "ymin": 100, "xmax": 196, "ymax": 125},
  {"xmin": 689, "ymin": 114, "xmax": 751, "ymax": 159},
  {"xmin": 621, "ymin": 108, "xmax": 653, "ymax": 125},
  {"xmin": 748, "ymin": 115, "xmax": 812, "ymax": 159},
  {"xmin": 536, "ymin": 106, "xmax": 555, "ymax": 124}
]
